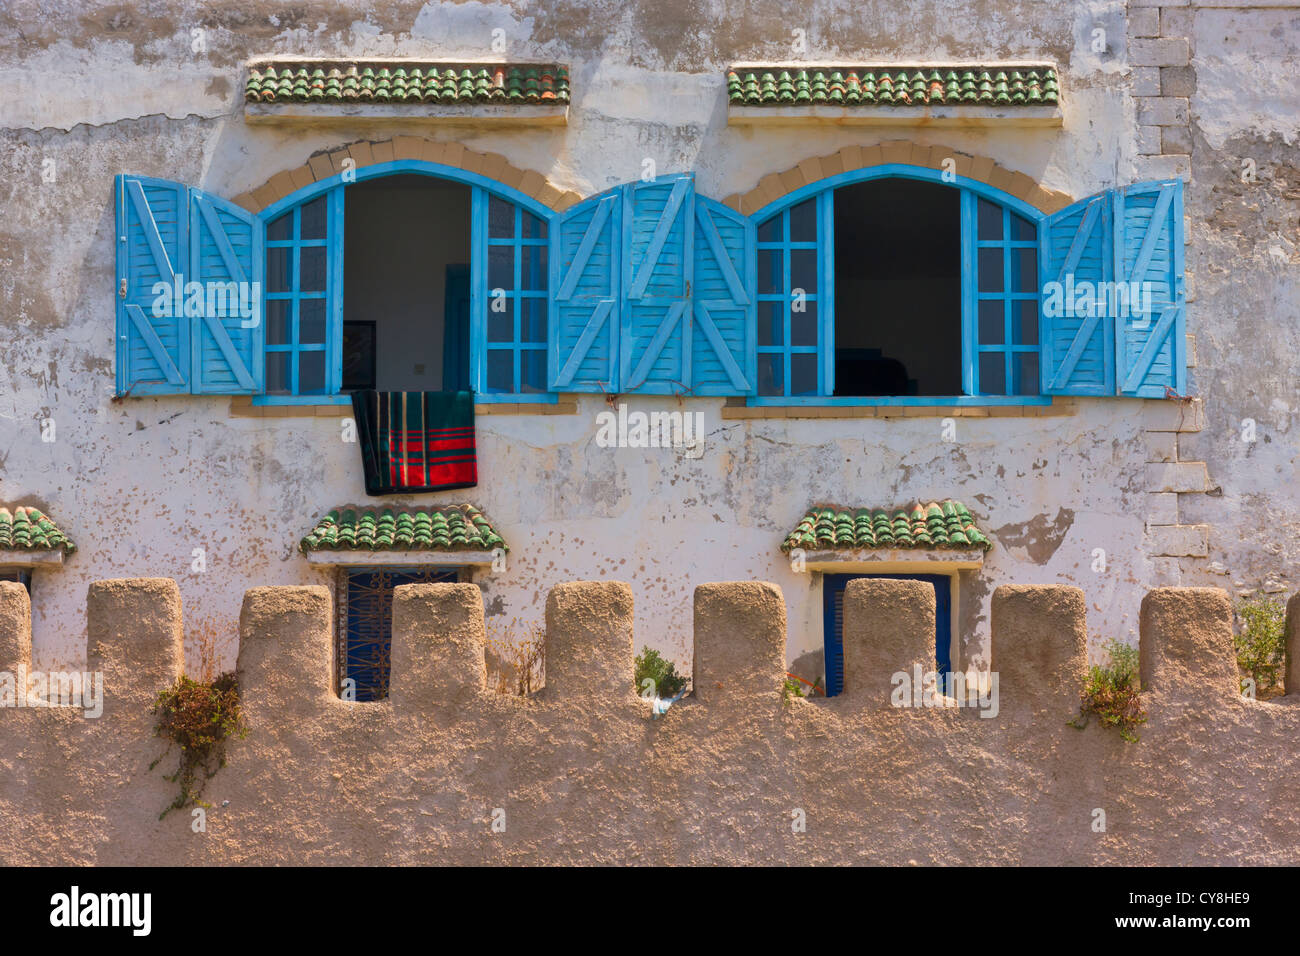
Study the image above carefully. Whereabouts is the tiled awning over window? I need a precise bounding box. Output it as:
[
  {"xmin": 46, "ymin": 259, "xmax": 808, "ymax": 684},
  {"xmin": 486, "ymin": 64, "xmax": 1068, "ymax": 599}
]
[
  {"xmin": 780, "ymin": 501, "xmax": 991, "ymax": 553},
  {"xmin": 246, "ymin": 62, "xmax": 570, "ymax": 106},
  {"xmin": 0, "ymin": 506, "xmax": 75, "ymax": 554},
  {"xmin": 727, "ymin": 66, "xmax": 1059, "ymax": 108},
  {"xmin": 300, "ymin": 505, "xmax": 507, "ymax": 555}
]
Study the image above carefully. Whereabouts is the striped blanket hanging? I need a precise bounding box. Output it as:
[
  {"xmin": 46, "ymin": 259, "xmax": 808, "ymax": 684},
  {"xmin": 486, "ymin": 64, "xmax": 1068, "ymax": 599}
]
[{"xmin": 350, "ymin": 390, "xmax": 477, "ymax": 495}]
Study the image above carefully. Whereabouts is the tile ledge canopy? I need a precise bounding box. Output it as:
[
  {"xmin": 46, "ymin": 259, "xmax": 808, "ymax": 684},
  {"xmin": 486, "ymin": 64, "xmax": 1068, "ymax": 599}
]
[
  {"xmin": 304, "ymin": 550, "xmax": 497, "ymax": 566},
  {"xmin": 0, "ymin": 550, "xmax": 65, "ymax": 567},
  {"xmin": 800, "ymin": 550, "xmax": 985, "ymax": 570}
]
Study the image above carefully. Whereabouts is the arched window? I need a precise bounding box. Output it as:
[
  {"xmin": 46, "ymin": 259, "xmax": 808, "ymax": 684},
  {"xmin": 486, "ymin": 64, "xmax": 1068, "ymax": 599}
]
[
  {"xmin": 261, "ymin": 164, "xmax": 551, "ymax": 402},
  {"xmin": 754, "ymin": 171, "xmax": 1041, "ymax": 400}
]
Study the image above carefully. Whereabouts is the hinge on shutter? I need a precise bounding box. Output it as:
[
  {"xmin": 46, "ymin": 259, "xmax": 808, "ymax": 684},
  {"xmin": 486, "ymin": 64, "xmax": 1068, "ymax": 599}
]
[{"xmin": 119, "ymin": 279, "xmax": 127, "ymax": 299}]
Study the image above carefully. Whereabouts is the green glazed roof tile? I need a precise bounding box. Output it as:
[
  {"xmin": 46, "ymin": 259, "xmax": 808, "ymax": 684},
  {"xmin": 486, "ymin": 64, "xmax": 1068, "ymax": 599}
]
[
  {"xmin": 300, "ymin": 505, "xmax": 507, "ymax": 554},
  {"xmin": 0, "ymin": 506, "xmax": 76, "ymax": 554},
  {"xmin": 247, "ymin": 61, "xmax": 570, "ymax": 106},
  {"xmin": 728, "ymin": 65, "xmax": 1058, "ymax": 108},
  {"xmin": 780, "ymin": 500, "xmax": 991, "ymax": 553}
]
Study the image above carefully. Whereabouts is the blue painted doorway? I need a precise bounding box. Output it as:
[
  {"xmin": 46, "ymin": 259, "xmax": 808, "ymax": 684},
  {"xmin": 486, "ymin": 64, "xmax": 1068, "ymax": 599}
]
[{"xmin": 822, "ymin": 573, "xmax": 952, "ymax": 697}]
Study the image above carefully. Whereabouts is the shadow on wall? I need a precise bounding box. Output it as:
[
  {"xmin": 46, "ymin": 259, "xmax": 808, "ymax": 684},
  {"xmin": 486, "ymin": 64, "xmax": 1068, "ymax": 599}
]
[{"xmin": 0, "ymin": 577, "xmax": 1298, "ymax": 865}]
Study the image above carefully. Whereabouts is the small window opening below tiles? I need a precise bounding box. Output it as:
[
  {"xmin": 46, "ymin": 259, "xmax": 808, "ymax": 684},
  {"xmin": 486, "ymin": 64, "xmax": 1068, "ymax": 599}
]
[
  {"xmin": 0, "ymin": 568, "xmax": 32, "ymax": 594},
  {"xmin": 833, "ymin": 179, "xmax": 962, "ymax": 396},
  {"xmin": 823, "ymin": 572, "xmax": 953, "ymax": 697},
  {"xmin": 337, "ymin": 565, "xmax": 462, "ymax": 701}
]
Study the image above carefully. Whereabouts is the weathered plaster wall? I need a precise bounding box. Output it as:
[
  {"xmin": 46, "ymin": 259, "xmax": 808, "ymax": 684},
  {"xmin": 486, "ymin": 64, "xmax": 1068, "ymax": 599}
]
[
  {"xmin": 0, "ymin": 577, "xmax": 1297, "ymax": 865},
  {"xmin": 0, "ymin": 1, "xmax": 1293, "ymax": 677}
]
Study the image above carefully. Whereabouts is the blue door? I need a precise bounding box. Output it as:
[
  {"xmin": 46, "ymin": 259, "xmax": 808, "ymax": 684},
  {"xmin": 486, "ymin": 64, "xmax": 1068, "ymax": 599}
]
[{"xmin": 822, "ymin": 573, "xmax": 952, "ymax": 697}]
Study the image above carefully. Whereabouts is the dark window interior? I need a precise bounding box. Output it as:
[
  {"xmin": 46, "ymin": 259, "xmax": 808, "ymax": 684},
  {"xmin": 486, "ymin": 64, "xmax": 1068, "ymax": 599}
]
[
  {"xmin": 344, "ymin": 175, "xmax": 471, "ymax": 392},
  {"xmin": 833, "ymin": 179, "xmax": 962, "ymax": 396}
]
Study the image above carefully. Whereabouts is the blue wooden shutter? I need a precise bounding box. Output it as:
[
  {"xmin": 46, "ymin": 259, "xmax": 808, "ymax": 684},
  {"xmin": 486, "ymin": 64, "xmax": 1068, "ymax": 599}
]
[
  {"xmin": 1038, "ymin": 189, "xmax": 1115, "ymax": 395},
  {"xmin": 1114, "ymin": 180, "xmax": 1186, "ymax": 397},
  {"xmin": 189, "ymin": 189, "xmax": 262, "ymax": 393},
  {"xmin": 620, "ymin": 175, "xmax": 693, "ymax": 394},
  {"xmin": 115, "ymin": 176, "xmax": 190, "ymax": 395},
  {"xmin": 549, "ymin": 188, "xmax": 621, "ymax": 392},
  {"xmin": 690, "ymin": 196, "xmax": 757, "ymax": 395}
]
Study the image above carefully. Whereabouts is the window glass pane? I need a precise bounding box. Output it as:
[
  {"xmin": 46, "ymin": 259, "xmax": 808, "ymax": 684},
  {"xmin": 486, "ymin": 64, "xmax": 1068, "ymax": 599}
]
[
  {"xmin": 267, "ymin": 248, "xmax": 292, "ymax": 293},
  {"xmin": 521, "ymin": 244, "xmax": 547, "ymax": 288},
  {"xmin": 299, "ymin": 298, "xmax": 326, "ymax": 344},
  {"xmin": 757, "ymin": 249, "xmax": 781, "ymax": 295},
  {"xmin": 978, "ymin": 199, "xmax": 1003, "ymax": 240},
  {"xmin": 790, "ymin": 299, "xmax": 818, "ymax": 347},
  {"xmin": 300, "ymin": 198, "xmax": 327, "ymax": 240},
  {"xmin": 522, "ymin": 209, "xmax": 546, "ymax": 241},
  {"xmin": 978, "ymin": 248, "xmax": 1004, "ymax": 293},
  {"xmin": 1011, "ymin": 211, "xmax": 1036, "ymax": 242},
  {"xmin": 521, "ymin": 349, "xmax": 546, "ymax": 392},
  {"xmin": 757, "ymin": 301, "xmax": 783, "ymax": 347},
  {"xmin": 790, "ymin": 248, "xmax": 817, "ymax": 296},
  {"xmin": 1011, "ymin": 247, "xmax": 1037, "ymax": 293},
  {"xmin": 1014, "ymin": 351, "xmax": 1040, "ymax": 395},
  {"xmin": 267, "ymin": 300, "xmax": 291, "ymax": 345},
  {"xmin": 789, "ymin": 199, "xmax": 817, "ymax": 242},
  {"xmin": 979, "ymin": 352, "xmax": 1006, "ymax": 395},
  {"xmin": 268, "ymin": 212, "xmax": 292, "ymax": 241},
  {"xmin": 978, "ymin": 300, "xmax": 1004, "ymax": 345},
  {"xmin": 489, "ymin": 195, "xmax": 515, "ymax": 239},
  {"xmin": 487, "ymin": 299, "xmax": 515, "ymax": 343},
  {"xmin": 488, "ymin": 245, "xmax": 515, "ymax": 291},
  {"xmin": 790, "ymin": 353, "xmax": 818, "ymax": 395},
  {"xmin": 486, "ymin": 349, "xmax": 513, "ymax": 392},
  {"xmin": 758, "ymin": 353, "xmax": 784, "ymax": 396},
  {"xmin": 1015, "ymin": 300, "xmax": 1039, "ymax": 345},
  {"xmin": 757, "ymin": 215, "xmax": 780, "ymax": 244},
  {"xmin": 521, "ymin": 298, "xmax": 546, "ymax": 343},
  {"xmin": 266, "ymin": 351, "xmax": 290, "ymax": 394},
  {"xmin": 300, "ymin": 246, "xmax": 327, "ymax": 292},
  {"xmin": 299, "ymin": 350, "xmax": 326, "ymax": 394}
]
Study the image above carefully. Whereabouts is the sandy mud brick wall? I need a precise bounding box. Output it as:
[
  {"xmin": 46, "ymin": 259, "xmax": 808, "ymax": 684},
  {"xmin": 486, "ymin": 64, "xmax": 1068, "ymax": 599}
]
[{"xmin": 0, "ymin": 577, "xmax": 1298, "ymax": 865}]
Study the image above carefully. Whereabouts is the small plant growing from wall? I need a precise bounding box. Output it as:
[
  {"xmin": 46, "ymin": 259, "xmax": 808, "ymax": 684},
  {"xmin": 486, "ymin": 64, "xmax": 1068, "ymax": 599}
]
[
  {"xmin": 485, "ymin": 622, "xmax": 545, "ymax": 696},
  {"xmin": 1234, "ymin": 595, "xmax": 1286, "ymax": 699},
  {"xmin": 149, "ymin": 672, "xmax": 248, "ymax": 819},
  {"xmin": 633, "ymin": 646, "xmax": 689, "ymax": 699},
  {"xmin": 782, "ymin": 673, "xmax": 824, "ymax": 704},
  {"xmin": 1069, "ymin": 639, "xmax": 1148, "ymax": 743}
]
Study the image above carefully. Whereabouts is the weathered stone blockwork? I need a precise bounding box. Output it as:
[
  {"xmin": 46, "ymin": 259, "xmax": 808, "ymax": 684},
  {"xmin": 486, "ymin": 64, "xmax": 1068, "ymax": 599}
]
[{"xmin": 0, "ymin": 578, "xmax": 1297, "ymax": 865}]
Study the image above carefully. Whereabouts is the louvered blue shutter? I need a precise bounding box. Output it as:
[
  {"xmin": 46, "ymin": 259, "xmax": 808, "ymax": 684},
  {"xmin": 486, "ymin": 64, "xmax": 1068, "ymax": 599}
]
[
  {"xmin": 189, "ymin": 189, "xmax": 262, "ymax": 393},
  {"xmin": 1114, "ymin": 180, "xmax": 1186, "ymax": 397},
  {"xmin": 690, "ymin": 195, "xmax": 756, "ymax": 395},
  {"xmin": 549, "ymin": 188, "xmax": 621, "ymax": 392},
  {"xmin": 115, "ymin": 176, "xmax": 190, "ymax": 395},
  {"xmin": 1038, "ymin": 190, "xmax": 1115, "ymax": 395},
  {"xmin": 620, "ymin": 175, "xmax": 693, "ymax": 394}
]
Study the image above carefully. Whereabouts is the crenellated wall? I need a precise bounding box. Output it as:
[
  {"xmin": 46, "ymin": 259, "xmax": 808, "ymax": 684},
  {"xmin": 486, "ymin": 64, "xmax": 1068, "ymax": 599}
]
[{"xmin": 0, "ymin": 577, "xmax": 1297, "ymax": 865}]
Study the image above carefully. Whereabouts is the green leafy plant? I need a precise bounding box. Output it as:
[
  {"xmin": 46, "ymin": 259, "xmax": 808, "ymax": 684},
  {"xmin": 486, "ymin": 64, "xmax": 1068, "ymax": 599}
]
[
  {"xmin": 1069, "ymin": 639, "xmax": 1148, "ymax": 743},
  {"xmin": 782, "ymin": 673, "xmax": 824, "ymax": 704},
  {"xmin": 634, "ymin": 646, "xmax": 689, "ymax": 699},
  {"xmin": 149, "ymin": 672, "xmax": 248, "ymax": 819},
  {"xmin": 1235, "ymin": 595, "xmax": 1286, "ymax": 696}
]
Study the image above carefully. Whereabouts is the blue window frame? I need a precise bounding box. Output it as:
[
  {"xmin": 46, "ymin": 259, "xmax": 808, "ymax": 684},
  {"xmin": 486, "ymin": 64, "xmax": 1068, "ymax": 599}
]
[
  {"xmin": 756, "ymin": 194, "xmax": 831, "ymax": 396},
  {"xmin": 751, "ymin": 166, "xmax": 1048, "ymax": 405},
  {"xmin": 967, "ymin": 195, "xmax": 1040, "ymax": 396},
  {"xmin": 478, "ymin": 192, "xmax": 549, "ymax": 395},
  {"xmin": 264, "ymin": 193, "xmax": 342, "ymax": 396}
]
